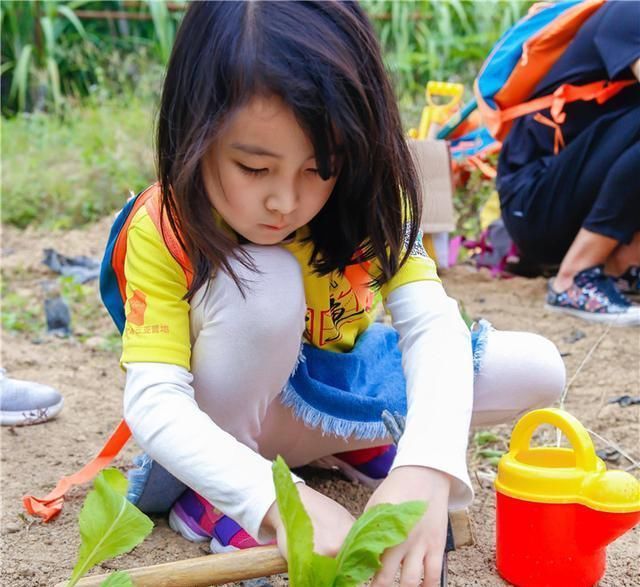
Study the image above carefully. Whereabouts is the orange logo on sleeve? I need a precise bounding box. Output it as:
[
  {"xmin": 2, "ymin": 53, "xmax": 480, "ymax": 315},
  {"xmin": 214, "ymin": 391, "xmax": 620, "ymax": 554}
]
[{"xmin": 126, "ymin": 289, "xmax": 147, "ymax": 326}]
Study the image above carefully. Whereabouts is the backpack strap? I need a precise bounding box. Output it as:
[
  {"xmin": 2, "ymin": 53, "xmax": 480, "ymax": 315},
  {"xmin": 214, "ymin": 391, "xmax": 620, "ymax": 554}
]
[
  {"xmin": 24, "ymin": 184, "xmax": 194, "ymax": 521},
  {"xmin": 498, "ymin": 79, "xmax": 635, "ymax": 153},
  {"xmin": 23, "ymin": 419, "xmax": 132, "ymax": 521},
  {"xmin": 499, "ymin": 79, "xmax": 635, "ymax": 126}
]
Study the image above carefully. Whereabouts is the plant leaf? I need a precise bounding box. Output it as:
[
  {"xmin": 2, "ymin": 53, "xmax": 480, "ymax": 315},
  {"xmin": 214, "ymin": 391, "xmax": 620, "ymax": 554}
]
[
  {"xmin": 272, "ymin": 456, "xmax": 314, "ymax": 587},
  {"xmin": 333, "ymin": 501, "xmax": 427, "ymax": 587},
  {"xmin": 101, "ymin": 468, "xmax": 129, "ymax": 497},
  {"xmin": 99, "ymin": 571, "xmax": 134, "ymax": 587},
  {"xmin": 311, "ymin": 552, "xmax": 338, "ymax": 585},
  {"xmin": 9, "ymin": 44, "xmax": 32, "ymax": 111},
  {"xmin": 56, "ymin": 5, "xmax": 89, "ymax": 41},
  {"xmin": 67, "ymin": 469, "xmax": 154, "ymax": 587}
]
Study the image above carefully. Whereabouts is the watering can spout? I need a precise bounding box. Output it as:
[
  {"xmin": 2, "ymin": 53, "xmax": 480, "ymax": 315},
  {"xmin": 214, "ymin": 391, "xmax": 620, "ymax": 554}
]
[{"xmin": 577, "ymin": 470, "xmax": 640, "ymax": 551}]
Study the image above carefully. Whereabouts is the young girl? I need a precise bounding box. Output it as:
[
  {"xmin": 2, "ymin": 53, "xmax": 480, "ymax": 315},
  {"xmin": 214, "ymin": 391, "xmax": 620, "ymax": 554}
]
[{"xmin": 120, "ymin": 2, "xmax": 565, "ymax": 585}]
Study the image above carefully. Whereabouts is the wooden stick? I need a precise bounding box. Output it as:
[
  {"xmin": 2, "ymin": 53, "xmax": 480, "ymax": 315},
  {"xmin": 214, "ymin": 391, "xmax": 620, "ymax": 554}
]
[
  {"xmin": 450, "ymin": 509, "xmax": 474, "ymax": 549},
  {"xmin": 54, "ymin": 511, "xmax": 473, "ymax": 587},
  {"xmin": 54, "ymin": 545, "xmax": 286, "ymax": 587}
]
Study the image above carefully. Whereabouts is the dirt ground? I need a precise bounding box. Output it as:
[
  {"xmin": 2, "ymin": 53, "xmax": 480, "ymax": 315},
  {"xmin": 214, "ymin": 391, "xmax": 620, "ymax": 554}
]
[{"xmin": 1, "ymin": 218, "xmax": 639, "ymax": 586}]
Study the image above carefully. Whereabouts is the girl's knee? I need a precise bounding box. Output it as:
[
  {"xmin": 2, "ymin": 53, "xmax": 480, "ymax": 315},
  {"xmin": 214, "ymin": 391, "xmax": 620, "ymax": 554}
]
[
  {"xmin": 523, "ymin": 333, "xmax": 566, "ymax": 407},
  {"xmin": 239, "ymin": 246, "xmax": 306, "ymax": 338},
  {"xmin": 479, "ymin": 330, "xmax": 566, "ymax": 410},
  {"xmin": 193, "ymin": 245, "xmax": 306, "ymax": 341}
]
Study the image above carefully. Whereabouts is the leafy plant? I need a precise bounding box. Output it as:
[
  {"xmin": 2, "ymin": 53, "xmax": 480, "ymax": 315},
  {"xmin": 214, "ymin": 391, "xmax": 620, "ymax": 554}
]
[
  {"xmin": 1, "ymin": 95, "xmax": 154, "ymax": 228},
  {"xmin": 1, "ymin": 0, "xmax": 93, "ymax": 114},
  {"xmin": 473, "ymin": 430, "xmax": 507, "ymax": 467},
  {"xmin": 272, "ymin": 456, "xmax": 426, "ymax": 587},
  {"xmin": 452, "ymin": 154, "xmax": 499, "ymax": 240},
  {"xmin": 66, "ymin": 468, "xmax": 153, "ymax": 587},
  {"xmin": 363, "ymin": 0, "xmax": 532, "ymax": 106},
  {"xmin": 1, "ymin": 1, "xmax": 529, "ymax": 116}
]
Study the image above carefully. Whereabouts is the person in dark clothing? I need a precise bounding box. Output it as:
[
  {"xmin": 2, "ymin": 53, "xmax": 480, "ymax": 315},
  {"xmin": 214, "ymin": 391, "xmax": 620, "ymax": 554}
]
[{"xmin": 497, "ymin": 0, "xmax": 640, "ymax": 326}]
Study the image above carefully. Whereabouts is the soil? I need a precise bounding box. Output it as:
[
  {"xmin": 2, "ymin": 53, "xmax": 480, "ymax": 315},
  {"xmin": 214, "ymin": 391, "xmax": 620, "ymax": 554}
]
[{"xmin": 1, "ymin": 219, "xmax": 639, "ymax": 586}]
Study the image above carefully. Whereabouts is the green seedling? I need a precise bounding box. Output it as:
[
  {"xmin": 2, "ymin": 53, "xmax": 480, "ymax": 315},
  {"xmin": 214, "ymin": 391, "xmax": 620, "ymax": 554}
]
[
  {"xmin": 66, "ymin": 469, "xmax": 154, "ymax": 587},
  {"xmin": 477, "ymin": 448, "xmax": 505, "ymax": 468},
  {"xmin": 272, "ymin": 456, "xmax": 427, "ymax": 587},
  {"xmin": 473, "ymin": 430, "xmax": 501, "ymax": 447}
]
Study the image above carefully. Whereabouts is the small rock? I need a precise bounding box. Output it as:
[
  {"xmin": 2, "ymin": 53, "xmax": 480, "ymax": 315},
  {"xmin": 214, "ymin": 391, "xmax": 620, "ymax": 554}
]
[
  {"xmin": 563, "ymin": 329, "xmax": 586, "ymax": 344},
  {"xmin": 596, "ymin": 448, "xmax": 621, "ymax": 464},
  {"xmin": 75, "ymin": 434, "xmax": 87, "ymax": 443},
  {"xmin": 5, "ymin": 522, "xmax": 21, "ymax": 533}
]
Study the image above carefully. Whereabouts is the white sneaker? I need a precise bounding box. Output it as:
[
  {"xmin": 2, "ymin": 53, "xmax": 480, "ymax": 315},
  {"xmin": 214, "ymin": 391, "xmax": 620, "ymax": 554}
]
[{"xmin": 0, "ymin": 369, "xmax": 64, "ymax": 425}]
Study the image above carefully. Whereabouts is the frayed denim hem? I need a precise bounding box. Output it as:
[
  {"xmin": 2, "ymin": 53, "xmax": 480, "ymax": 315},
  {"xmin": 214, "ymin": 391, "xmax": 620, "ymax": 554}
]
[
  {"xmin": 280, "ymin": 381, "xmax": 390, "ymax": 441},
  {"xmin": 126, "ymin": 452, "xmax": 152, "ymax": 506},
  {"xmin": 126, "ymin": 453, "xmax": 186, "ymax": 514},
  {"xmin": 471, "ymin": 319, "xmax": 492, "ymax": 376}
]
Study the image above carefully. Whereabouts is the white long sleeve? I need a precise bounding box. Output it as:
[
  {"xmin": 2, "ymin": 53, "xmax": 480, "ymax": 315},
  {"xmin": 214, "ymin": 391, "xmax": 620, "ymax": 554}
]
[
  {"xmin": 386, "ymin": 280, "xmax": 474, "ymax": 508},
  {"xmin": 123, "ymin": 362, "xmax": 302, "ymax": 542}
]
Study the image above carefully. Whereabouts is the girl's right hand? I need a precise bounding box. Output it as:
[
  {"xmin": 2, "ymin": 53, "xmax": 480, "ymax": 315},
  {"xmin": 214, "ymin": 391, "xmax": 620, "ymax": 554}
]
[{"xmin": 262, "ymin": 483, "xmax": 355, "ymax": 558}]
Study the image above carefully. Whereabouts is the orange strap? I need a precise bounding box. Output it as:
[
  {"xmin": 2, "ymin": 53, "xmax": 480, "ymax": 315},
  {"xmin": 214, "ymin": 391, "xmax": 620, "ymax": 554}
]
[
  {"xmin": 500, "ymin": 79, "xmax": 635, "ymax": 125},
  {"xmin": 23, "ymin": 419, "xmax": 132, "ymax": 521},
  {"xmin": 533, "ymin": 113, "xmax": 566, "ymax": 154}
]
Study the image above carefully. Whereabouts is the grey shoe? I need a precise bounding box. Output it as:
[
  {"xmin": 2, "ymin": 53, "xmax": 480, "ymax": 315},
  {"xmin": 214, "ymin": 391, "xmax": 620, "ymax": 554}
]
[{"xmin": 0, "ymin": 369, "xmax": 64, "ymax": 425}]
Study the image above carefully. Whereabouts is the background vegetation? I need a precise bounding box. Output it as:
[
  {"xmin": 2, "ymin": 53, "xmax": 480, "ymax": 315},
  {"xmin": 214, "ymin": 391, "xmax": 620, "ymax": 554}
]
[{"xmin": 2, "ymin": 0, "xmax": 531, "ymax": 229}]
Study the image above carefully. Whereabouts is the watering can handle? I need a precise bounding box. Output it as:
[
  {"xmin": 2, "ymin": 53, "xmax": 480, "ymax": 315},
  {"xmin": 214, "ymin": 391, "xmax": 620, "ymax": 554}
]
[{"xmin": 508, "ymin": 409, "xmax": 599, "ymax": 472}]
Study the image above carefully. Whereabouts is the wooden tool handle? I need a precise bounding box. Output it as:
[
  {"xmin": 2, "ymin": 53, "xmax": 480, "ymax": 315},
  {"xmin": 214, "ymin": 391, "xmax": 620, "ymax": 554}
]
[{"xmin": 53, "ymin": 545, "xmax": 287, "ymax": 587}]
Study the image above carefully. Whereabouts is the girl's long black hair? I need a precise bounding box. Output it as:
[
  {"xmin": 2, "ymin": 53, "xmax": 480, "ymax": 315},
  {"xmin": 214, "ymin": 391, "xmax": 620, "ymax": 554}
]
[{"xmin": 157, "ymin": 0, "xmax": 421, "ymax": 298}]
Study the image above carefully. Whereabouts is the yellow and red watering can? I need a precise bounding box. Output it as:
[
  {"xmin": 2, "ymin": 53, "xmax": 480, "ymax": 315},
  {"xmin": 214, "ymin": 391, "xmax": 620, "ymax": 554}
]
[{"xmin": 496, "ymin": 408, "xmax": 640, "ymax": 586}]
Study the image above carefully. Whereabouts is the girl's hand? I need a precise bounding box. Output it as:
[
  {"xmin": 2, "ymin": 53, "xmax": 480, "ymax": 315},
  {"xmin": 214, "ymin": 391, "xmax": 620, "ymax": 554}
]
[
  {"xmin": 367, "ymin": 466, "xmax": 451, "ymax": 587},
  {"xmin": 262, "ymin": 483, "xmax": 355, "ymax": 559}
]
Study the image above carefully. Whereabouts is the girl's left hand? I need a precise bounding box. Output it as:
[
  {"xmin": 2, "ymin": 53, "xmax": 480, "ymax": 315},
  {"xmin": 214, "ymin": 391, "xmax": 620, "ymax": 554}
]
[{"xmin": 366, "ymin": 466, "xmax": 451, "ymax": 587}]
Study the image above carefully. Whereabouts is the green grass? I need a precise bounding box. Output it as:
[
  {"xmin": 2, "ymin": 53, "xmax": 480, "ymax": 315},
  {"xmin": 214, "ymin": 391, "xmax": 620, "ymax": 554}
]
[
  {"xmin": 1, "ymin": 290, "xmax": 43, "ymax": 334},
  {"xmin": 2, "ymin": 95, "xmax": 155, "ymax": 229},
  {"xmin": 1, "ymin": 95, "xmax": 495, "ymax": 237}
]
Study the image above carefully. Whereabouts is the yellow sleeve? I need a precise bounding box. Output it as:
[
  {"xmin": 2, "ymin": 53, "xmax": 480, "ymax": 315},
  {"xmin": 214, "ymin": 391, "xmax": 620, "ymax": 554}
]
[
  {"xmin": 120, "ymin": 209, "xmax": 191, "ymax": 369},
  {"xmin": 377, "ymin": 229, "xmax": 441, "ymax": 300}
]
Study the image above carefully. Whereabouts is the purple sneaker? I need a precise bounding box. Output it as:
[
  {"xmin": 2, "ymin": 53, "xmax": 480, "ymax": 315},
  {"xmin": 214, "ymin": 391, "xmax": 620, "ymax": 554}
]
[
  {"xmin": 546, "ymin": 265, "xmax": 640, "ymax": 326},
  {"xmin": 312, "ymin": 444, "xmax": 396, "ymax": 488},
  {"xmin": 169, "ymin": 488, "xmax": 267, "ymax": 553}
]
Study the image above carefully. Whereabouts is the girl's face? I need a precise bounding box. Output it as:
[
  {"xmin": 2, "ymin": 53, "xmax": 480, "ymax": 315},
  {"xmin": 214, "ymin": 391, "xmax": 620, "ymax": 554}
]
[{"xmin": 202, "ymin": 95, "xmax": 338, "ymax": 245}]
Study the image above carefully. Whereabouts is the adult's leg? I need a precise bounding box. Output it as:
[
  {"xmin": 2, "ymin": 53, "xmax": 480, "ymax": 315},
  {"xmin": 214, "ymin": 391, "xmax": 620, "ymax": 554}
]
[
  {"xmin": 501, "ymin": 105, "xmax": 640, "ymax": 266},
  {"xmin": 554, "ymin": 140, "xmax": 640, "ymax": 291},
  {"xmin": 607, "ymin": 232, "xmax": 640, "ymax": 277}
]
